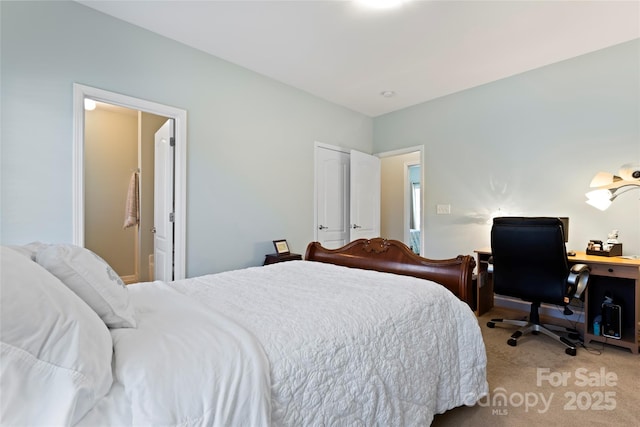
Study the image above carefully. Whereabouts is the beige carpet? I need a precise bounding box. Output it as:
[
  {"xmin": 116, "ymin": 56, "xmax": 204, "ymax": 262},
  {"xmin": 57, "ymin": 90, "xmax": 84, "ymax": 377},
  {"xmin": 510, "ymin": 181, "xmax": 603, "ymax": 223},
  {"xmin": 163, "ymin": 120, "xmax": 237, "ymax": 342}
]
[{"xmin": 432, "ymin": 307, "xmax": 640, "ymax": 427}]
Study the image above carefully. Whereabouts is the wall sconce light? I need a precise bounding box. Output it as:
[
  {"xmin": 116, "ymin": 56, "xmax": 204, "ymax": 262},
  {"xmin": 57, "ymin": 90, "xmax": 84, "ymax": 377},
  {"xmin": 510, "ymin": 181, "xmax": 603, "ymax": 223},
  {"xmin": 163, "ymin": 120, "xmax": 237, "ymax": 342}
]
[{"xmin": 585, "ymin": 163, "xmax": 640, "ymax": 210}]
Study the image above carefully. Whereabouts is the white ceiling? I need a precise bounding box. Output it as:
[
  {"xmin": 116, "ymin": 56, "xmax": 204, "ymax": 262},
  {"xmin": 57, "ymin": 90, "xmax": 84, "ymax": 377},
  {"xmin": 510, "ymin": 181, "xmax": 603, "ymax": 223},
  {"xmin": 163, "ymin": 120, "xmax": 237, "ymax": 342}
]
[{"xmin": 78, "ymin": 0, "xmax": 640, "ymax": 117}]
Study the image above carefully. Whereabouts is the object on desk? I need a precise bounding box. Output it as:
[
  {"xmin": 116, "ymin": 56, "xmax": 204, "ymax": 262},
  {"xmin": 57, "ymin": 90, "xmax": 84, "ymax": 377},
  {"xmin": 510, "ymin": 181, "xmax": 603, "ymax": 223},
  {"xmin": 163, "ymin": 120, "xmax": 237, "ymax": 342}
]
[
  {"xmin": 606, "ymin": 230, "xmax": 619, "ymax": 244},
  {"xmin": 586, "ymin": 240, "xmax": 602, "ymax": 251},
  {"xmin": 559, "ymin": 217, "xmax": 570, "ymax": 242},
  {"xmin": 586, "ymin": 242, "xmax": 622, "ymax": 257}
]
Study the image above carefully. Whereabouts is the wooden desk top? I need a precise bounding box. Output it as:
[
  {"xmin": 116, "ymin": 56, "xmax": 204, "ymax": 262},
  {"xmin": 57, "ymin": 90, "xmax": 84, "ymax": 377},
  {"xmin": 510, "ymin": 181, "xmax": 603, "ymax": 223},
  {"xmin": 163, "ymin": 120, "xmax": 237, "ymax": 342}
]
[{"xmin": 474, "ymin": 248, "xmax": 640, "ymax": 267}]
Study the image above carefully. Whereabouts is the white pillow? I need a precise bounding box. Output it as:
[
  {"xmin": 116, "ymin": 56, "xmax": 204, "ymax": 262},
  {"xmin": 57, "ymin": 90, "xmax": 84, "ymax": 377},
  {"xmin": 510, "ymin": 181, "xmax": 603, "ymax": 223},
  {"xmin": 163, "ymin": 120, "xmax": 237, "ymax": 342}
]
[
  {"xmin": 6, "ymin": 241, "xmax": 48, "ymax": 261},
  {"xmin": 36, "ymin": 244, "xmax": 137, "ymax": 329},
  {"xmin": 0, "ymin": 246, "xmax": 113, "ymax": 425}
]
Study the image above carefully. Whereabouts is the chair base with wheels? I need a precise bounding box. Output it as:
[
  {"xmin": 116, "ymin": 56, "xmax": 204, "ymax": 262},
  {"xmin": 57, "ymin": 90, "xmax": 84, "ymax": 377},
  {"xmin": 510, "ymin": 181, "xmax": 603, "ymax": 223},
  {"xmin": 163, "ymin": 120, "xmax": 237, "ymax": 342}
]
[{"xmin": 487, "ymin": 301, "xmax": 580, "ymax": 356}]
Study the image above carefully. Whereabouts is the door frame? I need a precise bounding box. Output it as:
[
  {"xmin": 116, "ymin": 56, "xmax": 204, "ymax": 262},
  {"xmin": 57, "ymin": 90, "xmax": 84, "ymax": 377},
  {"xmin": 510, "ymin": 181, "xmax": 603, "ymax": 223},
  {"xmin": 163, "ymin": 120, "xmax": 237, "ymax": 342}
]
[
  {"xmin": 376, "ymin": 145, "xmax": 425, "ymax": 256},
  {"xmin": 72, "ymin": 83, "xmax": 188, "ymax": 280}
]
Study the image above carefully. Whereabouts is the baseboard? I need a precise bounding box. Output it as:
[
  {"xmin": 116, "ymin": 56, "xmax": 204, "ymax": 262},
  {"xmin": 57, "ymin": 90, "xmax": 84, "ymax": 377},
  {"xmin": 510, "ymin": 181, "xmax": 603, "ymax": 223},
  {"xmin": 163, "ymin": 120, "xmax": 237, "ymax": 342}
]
[
  {"xmin": 494, "ymin": 295, "xmax": 585, "ymax": 325},
  {"xmin": 120, "ymin": 274, "xmax": 138, "ymax": 285}
]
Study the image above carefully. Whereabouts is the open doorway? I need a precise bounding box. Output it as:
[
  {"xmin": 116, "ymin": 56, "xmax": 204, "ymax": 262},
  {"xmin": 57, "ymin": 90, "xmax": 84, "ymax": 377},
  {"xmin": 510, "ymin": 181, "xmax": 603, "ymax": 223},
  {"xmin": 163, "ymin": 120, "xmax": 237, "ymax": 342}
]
[
  {"xmin": 83, "ymin": 101, "xmax": 168, "ymax": 283},
  {"xmin": 378, "ymin": 146, "xmax": 424, "ymax": 255},
  {"xmin": 72, "ymin": 84, "xmax": 187, "ymax": 281}
]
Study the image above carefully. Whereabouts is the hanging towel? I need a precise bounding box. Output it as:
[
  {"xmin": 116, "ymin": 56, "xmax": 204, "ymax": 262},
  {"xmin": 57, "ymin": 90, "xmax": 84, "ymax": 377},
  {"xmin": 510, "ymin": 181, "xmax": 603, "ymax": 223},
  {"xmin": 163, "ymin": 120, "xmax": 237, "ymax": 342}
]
[{"xmin": 123, "ymin": 171, "xmax": 139, "ymax": 229}]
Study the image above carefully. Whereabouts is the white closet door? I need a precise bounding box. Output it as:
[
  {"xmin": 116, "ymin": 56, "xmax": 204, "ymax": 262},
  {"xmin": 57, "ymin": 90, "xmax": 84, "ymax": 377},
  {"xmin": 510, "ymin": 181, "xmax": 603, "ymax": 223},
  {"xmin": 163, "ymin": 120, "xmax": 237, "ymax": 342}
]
[
  {"xmin": 315, "ymin": 145, "xmax": 350, "ymax": 249},
  {"xmin": 350, "ymin": 150, "xmax": 380, "ymax": 240}
]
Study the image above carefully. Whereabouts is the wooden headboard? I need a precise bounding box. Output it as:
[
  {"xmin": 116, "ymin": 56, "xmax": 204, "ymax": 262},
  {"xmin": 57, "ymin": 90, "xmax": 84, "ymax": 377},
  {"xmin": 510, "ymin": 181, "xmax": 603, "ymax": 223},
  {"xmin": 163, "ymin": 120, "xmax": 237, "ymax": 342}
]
[{"xmin": 305, "ymin": 238, "xmax": 476, "ymax": 307}]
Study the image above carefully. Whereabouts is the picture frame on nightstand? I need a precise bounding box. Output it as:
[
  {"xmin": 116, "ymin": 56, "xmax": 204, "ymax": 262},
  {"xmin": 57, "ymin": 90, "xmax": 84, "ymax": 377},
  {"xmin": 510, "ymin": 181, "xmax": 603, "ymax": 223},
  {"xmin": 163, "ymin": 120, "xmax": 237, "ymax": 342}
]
[{"xmin": 273, "ymin": 239, "xmax": 290, "ymax": 255}]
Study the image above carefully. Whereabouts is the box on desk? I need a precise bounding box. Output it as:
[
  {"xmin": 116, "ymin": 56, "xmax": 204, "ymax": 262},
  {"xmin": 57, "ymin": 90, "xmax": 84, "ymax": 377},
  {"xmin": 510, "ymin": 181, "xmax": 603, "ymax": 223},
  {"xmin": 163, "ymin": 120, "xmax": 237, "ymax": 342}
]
[{"xmin": 586, "ymin": 243, "xmax": 622, "ymax": 257}]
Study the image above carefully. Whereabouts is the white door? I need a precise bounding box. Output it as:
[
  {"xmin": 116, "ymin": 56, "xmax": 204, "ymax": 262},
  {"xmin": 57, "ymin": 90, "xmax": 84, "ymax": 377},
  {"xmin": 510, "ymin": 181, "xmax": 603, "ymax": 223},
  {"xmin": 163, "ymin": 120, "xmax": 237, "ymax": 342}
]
[
  {"xmin": 350, "ymin": 150, "xmax": 381, "ymax": 240},
  {"xmin": 153, "ymin": 119, "xmax": 174, "ymax": 281},
  {"xmin": 315, "ymin": 145, "xmax": 350, "ymax": 249}
]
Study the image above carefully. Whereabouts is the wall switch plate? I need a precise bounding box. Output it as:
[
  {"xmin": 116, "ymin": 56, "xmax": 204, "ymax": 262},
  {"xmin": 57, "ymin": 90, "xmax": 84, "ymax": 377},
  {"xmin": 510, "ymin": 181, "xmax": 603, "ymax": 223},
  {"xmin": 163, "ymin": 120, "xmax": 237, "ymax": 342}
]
[{"xmin": 436, "ymin": 204, "xmax": 451, "ymax": 215}]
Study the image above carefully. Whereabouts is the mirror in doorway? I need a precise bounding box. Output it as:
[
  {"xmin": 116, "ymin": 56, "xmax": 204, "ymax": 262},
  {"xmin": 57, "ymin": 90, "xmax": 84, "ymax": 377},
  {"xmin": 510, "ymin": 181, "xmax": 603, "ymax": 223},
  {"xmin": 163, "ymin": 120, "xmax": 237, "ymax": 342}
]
[{"xmin": 408, "ymin": 165, "xmax": 421, "ymax": 255}]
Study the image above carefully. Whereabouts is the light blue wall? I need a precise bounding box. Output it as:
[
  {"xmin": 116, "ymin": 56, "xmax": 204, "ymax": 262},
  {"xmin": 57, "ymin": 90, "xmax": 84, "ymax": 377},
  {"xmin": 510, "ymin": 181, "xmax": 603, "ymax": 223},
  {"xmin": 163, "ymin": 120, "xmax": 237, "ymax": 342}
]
[
  {"xmin": 2, "ymin": 2, "xmax": 639, "ymax": 276},
  {"xmin": 0, "ymin": 1, "xmax": 372, "ymax": 276},
  {"xmin": 374, "ymin": 40, "xmax": 640, "ymax": 258}
]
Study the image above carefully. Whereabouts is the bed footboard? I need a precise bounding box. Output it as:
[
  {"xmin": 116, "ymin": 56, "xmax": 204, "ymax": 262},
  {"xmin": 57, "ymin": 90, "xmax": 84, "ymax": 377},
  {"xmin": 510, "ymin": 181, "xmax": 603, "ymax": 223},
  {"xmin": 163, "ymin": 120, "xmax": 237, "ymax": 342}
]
[{"xmin": 305, "ymin": 238, "xmax": 476, "ymax": 307}]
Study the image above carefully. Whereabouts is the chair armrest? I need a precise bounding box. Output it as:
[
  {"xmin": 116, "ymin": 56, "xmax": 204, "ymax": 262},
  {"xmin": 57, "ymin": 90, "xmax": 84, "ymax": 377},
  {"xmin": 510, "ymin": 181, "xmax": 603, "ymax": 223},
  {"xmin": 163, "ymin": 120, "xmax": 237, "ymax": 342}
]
[{"xmin": 568, "ymin": 263, "xmax": 590, "ymax": 298}]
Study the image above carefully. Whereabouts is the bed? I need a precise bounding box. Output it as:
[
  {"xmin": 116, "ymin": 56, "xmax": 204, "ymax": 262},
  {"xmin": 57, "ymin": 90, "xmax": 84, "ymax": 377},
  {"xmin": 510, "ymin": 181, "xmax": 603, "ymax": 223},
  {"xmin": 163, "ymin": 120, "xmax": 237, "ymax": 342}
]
[{"xmin": 1, "ymin": 238, "xmax": 487, "ymax": 426}]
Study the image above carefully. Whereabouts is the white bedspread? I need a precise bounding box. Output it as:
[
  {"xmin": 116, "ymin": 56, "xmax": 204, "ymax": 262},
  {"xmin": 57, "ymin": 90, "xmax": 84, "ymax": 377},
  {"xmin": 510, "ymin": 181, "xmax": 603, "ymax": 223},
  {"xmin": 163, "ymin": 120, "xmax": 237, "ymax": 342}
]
[
  {"xmin": 78, "ymin": 282, "xmax": 271, "ymax": 427},
  {"xmin": 169, "ymin": 260, "xmax": 488, "ymax": 426}
]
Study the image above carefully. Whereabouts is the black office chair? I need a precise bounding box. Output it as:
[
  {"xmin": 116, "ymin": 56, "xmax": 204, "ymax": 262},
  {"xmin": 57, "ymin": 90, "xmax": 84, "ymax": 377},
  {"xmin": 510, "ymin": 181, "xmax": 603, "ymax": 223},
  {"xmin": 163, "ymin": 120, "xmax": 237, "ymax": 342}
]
[{"xmin": 486, "ymin": 217, "xmax": 590, "ymax": 356}]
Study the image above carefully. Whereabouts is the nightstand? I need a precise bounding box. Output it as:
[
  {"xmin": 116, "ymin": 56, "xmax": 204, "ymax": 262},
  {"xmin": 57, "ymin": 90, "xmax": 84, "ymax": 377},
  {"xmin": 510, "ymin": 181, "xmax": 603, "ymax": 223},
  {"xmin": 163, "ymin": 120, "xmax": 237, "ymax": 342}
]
[{"xmin": 263, "ymin": 253, "xmax": 302, "ymax": 265}]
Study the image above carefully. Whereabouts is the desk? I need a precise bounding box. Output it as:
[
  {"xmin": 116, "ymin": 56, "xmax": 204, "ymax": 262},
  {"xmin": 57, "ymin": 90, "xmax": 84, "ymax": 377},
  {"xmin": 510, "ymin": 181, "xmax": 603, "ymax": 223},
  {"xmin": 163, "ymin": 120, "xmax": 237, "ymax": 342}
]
[{"xmin": 474, "ymin": 248, "xmax": 640, "ymax": 354}]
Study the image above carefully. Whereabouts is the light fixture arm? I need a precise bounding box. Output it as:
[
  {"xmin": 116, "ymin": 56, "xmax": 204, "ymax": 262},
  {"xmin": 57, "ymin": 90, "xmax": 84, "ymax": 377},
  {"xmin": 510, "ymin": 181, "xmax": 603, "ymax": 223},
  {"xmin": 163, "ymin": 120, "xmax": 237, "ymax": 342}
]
[
  {"xmin": 609, "ymin": 183, "xmax": 640, "ymax": 201},
  {"xmin": 585, "ymin": 163, "xmax": 640, "ymax": 210}
]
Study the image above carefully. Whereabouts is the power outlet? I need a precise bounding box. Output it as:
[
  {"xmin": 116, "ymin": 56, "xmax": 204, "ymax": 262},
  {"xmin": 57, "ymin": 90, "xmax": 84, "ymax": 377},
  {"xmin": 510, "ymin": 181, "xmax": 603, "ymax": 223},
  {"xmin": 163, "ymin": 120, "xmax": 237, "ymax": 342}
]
[{"xmin": 436, "ymin": 204, "xmax": 451, "ymax": 215}]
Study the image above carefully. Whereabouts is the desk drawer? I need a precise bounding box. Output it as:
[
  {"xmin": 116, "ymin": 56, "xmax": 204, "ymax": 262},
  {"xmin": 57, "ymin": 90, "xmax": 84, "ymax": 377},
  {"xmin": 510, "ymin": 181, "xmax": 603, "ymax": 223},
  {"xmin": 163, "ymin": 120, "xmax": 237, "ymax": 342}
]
[{"xmin": 588, "ymin": 263, "xmax": 638, "ymax": 280}]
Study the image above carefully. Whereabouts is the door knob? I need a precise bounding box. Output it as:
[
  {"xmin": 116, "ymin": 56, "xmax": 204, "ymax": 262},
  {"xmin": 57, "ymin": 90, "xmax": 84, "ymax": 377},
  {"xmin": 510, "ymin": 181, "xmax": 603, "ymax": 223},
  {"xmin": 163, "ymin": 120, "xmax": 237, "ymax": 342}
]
[
  {"xmin": 352, "ymin": 224, "xmax": 362, "ymax": 229},
  {"xmin": 151, "ymin": 227, "xmax": 157, "ymax": 234},
  {"xmin": 318, "ymin": 225, "xmax": 328, "ymax": 230}
]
